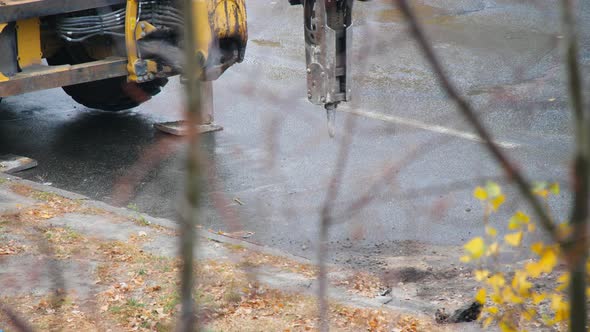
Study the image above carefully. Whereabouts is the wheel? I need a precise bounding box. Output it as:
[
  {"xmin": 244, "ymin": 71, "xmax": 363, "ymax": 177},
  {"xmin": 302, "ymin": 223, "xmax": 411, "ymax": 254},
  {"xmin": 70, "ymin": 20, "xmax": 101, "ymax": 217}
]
[{"xmin": 46, "ymin": 43, "xmax": 167, "ymax": 111}]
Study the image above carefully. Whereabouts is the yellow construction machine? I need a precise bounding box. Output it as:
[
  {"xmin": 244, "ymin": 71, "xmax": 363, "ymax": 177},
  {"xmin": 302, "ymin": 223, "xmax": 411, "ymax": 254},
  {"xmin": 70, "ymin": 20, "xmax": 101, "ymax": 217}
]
[
  {"xmin": 0, "ymin": 0, "xmax": 359, "ymax": 116},
  {"xmin": 0, "ymin": 0, "xmax": 247, "ymax": 111}
]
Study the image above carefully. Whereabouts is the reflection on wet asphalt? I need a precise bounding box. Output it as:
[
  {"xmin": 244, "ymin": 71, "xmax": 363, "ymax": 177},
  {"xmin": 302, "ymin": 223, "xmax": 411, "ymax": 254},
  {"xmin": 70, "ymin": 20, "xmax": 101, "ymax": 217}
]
[{"xmin": 0, "ymin": 0, "xmax": 583, "ymax": 267}]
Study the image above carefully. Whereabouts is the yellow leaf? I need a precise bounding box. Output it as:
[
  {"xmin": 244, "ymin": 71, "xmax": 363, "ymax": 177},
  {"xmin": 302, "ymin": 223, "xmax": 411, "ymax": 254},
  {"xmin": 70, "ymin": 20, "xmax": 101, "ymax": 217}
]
[
  {"xmin": 483, "ymin": 317, "xmax": 494, "ymax": 328},
  {"xmin": 502, "ymin": 287, "xmax": 524, "ymax": 304},
  {"xmin": 491, "ymin": 194, "xmax": 505, "ymax": 211},
  {"xmin": 508, "ymin": 219, "xmax": 520, "ymax": 230},
  {"xmin": 558, "ymin": 223, "xmax": 572, "ymax": 239},
  {"xmin": 527, "ymin": 223, "xmax": 536, "ymax": 233},
  {"xmin": 525, "ymin": 261, "xmax": 544, "ymax": 278},
  {"xmin": 511, "ymin": 271, "xmax": 532, "ymax": 296},
  {"xmin": 511, "ymin": 272, "xmax": 523, "ymax": 289},
  {"xmin": 464, "ymin": 237, "xmax": 485, "ymax": 259},
  {"xmin": 515, "ymin": 211, "xmax": 530, "ymax": 223},
  {"xmin": 551, "ymin": 294, "xmax": 569, "ymax": 322},
  {"xmin": 555, "ymin": 308, "xmax": 569, "ymax": 322},
  {"xmin": 499, "ymin": 320, "xmax": 517, "ymax": 332},
  {"xmin": 486, "ymin": 181, "xmax": 502, "ymax": 198},
  {"xmin": 556, "ymin": 273, "xmax": 569, "ymax": 291},
  {"xmin": 532, "ymin": 181, "xmax": 547, "ymax": 192},
  {"xmin": 474, "ymin": 269, "xmax": 490, "ymax": 281},
  {"xmin": 504, "ymin": 231, "xmax": 523, "ymax": 247},
  {"xmin": 539, "ymin": 249, "xmax": 558, "ymax": 273},
  {"xmin": 523, "ymin": 308, "xmax": 536, "ymax": 321},
  {"xmin": 530, "ymin": 242, "xmax": 544, "ymax": 256},
  {"xmin": 508, "ymin": 211, "xmax": 530, "ymax": 230},
  {"xmin": 487, "ymin": 273, "xmax": 506, "ymax": 288},
  {"xmin": 532, "ymin": 292, "xmax": 546, "ymax": 305},
  {"xmin": 485, "ymin": 226, "xmax": 497, "ymax": 237},
  {"xmin": 549, "ymin": 182, "xmax": 560, "ymax": 195},
  {"xmin": 544, "ymin": 318, "xmax": 556, "ymax": 326},
  {"xmin": 475, "ymin": 288, "xmax": 486, "ymax": 304},
  {"xmin": 491, "ymin": 292, "xmax": 503, "ymax": 304},
  {"xmin": 485, "ymin": 306, "xmax": 499, "ymax": 315},
  {"xmin": 474, "ymin": 186, "xmax": 487, "ymax": 201},
  {"xmin": 460, "ymin": 255, "xmax": 471, "ymax": 263},
  {"xmin": 486, "ymin": 242, "xmax": 499, "ymax": 256}
]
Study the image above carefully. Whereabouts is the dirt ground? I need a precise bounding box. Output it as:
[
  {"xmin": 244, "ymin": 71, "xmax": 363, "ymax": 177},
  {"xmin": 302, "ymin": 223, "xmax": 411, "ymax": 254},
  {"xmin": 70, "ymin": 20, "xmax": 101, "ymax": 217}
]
[{"xmin": 0, "ymin": 176, "xmax": 478, "ymax": 331}]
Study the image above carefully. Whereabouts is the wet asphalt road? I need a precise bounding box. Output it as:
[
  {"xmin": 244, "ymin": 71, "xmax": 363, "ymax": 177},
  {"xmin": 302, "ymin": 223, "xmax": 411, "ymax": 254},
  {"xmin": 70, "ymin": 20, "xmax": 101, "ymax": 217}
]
[{"xmin": 0, "ymin": 0, "xmax": 585, "ymax": 265}]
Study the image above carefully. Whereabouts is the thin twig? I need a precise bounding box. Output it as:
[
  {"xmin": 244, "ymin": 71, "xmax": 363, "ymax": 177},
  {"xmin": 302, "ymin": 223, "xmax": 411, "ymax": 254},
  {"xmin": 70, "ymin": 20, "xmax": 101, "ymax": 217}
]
[
  {"xmin": 336, "ymin": 134, "xmax": 451, "ymax": 222},
  {"xmin": 318, "ymin": 114, "xmax": 356, "ymax": 332},
  {"xmin": 336, "ymin": 173, "xmax": 510, "ymax": 223},
  {"xmin": 395, "ymin": 0, "xmax": 558, "ymax": 241}
]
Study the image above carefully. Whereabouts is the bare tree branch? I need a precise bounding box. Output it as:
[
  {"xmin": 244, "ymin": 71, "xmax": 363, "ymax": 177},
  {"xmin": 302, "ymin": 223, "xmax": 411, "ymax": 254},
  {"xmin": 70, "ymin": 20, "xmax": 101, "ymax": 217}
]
[
  {"xmin": 394, "ymin": 0, "xmax": 558, "ymax": 241},
  {"xmin": 560, "ymin": 0, "xmax": 588, "ymax": 331}
]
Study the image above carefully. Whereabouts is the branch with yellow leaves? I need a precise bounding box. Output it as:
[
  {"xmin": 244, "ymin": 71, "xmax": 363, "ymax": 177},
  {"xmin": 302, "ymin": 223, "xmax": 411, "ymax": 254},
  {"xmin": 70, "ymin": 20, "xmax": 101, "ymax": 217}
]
[{"xmin": 394, "ymin": 0, "xmax": 589, "ymax": 330}]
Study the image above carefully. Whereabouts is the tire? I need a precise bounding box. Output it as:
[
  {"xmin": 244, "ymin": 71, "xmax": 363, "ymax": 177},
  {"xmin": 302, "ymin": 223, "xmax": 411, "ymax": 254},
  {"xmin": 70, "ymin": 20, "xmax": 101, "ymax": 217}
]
[{"xmin": 46, "ymin": 44, "xmax": 167, "ymax": 111}]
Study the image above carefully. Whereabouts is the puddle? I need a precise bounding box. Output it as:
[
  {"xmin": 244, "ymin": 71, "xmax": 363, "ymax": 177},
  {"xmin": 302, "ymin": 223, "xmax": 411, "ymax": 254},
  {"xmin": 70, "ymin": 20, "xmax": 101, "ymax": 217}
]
[{"xmin": 251, "ymin": 39, "xmax": 282, "ymax": 48}]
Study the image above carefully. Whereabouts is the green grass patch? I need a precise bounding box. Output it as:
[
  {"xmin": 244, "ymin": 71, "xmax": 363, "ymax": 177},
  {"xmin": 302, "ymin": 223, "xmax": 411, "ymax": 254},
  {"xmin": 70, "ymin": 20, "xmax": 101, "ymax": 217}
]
[
  {"xmin": 133, "ymin": 216, "xmax": 151, "ymax": 226},
  {"xmin": 109, "ymin": 305, "xmax": 123, "ymax": 314},
  {"xmin": 126, "ymin": 298, "xmax": 145, "ymax": 308},
  {"xmin": 127, "ymin": 203, "xmax": 139, "ymax": 212},
  {"xmin": 162, "ymin": 292, "xmax": 180, "ymax": 313},
  {"xmin": 31, "ymin": 191, "xmax": 60, "ymax": 202},
  {"xmin": 225, "ymin": 243, "xmax": 245, "ymax": 251}
]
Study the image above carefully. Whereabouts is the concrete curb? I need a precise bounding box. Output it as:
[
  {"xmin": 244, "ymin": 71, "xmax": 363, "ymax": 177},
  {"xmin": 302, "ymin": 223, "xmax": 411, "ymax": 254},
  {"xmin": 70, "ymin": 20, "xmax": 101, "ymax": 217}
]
[{"xmin": 1, "ymin": 173, "xmax": 311, "ymax": 264}]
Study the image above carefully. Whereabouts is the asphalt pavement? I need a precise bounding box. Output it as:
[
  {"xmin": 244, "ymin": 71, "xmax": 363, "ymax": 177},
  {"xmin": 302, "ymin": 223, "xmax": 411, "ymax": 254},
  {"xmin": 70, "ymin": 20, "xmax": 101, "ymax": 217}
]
[{"xmin": 0, "ymin": 0, "xmax": 583, "ymax": 268}]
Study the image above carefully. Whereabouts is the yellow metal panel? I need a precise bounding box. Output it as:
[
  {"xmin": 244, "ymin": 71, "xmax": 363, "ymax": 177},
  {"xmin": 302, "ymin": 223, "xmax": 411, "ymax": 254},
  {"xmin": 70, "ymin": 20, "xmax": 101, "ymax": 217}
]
[
  {"xmin": 193, "ymin": 0, "xmax": 248, "ymax": 63},
  {"xmin": 196, "ymin": 0, "xmax": 248, "ymax": 70},
  {"xmin": 210, "ymin": 0, "xmax": 247, "ymax": 42},
  {"xmin": 135, "ymin": 20, "xmax": 157, "ymax": 40},
  {"xmin": 193, "ymin": 0, "xmax": 213, "ymax": 61},
  {"xmin": 0, "ymin": 22, "xmax": 8, "ymax": 82},
  {"xmin": 125, "ymin": 0, "xmax": 140, "ymax": 81},
  {"xmin": 124, "ymin": 0, "xmax": 247, "ymax": 81},
  {"xmin": 16, "ymin": 18, "xmax": 42, "ymax": 68}
]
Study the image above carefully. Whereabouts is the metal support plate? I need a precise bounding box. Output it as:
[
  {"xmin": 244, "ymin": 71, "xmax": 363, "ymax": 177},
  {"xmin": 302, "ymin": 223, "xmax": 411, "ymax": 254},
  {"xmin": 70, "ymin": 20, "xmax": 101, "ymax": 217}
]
[{"xmin": 0, "ymin": 154, "xmax": 37, "ymax": 174}]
